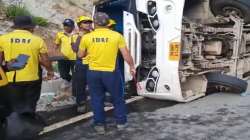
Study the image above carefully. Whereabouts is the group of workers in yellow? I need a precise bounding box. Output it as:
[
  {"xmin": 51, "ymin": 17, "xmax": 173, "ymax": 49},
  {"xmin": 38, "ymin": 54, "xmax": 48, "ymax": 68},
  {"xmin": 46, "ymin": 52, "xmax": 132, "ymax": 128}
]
[{"xmin": 0, "ymin": 11, "xmax": 135, "ymax": 139}]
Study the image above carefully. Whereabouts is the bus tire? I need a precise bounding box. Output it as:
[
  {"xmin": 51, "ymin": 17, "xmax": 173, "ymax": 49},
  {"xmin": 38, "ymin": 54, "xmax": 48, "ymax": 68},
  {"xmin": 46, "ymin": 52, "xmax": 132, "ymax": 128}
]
[
  {"xmin": 210, "ymin": 0, "xmax": 250, "ymax": 23},
  {"xmin": 205, "ymin": 72, "xmax": 248, "ymax": 93}
]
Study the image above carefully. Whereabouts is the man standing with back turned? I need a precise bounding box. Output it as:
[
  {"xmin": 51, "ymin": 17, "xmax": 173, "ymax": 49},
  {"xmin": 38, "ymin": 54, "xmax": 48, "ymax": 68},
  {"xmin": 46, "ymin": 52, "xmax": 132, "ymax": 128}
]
[
  {"xmin": 78, "ymin": 12, "xmax": 135, "ymax": 134},
  {"xmin": 0, "ymin": 16, "xmax": 54, "ymax": 115}
]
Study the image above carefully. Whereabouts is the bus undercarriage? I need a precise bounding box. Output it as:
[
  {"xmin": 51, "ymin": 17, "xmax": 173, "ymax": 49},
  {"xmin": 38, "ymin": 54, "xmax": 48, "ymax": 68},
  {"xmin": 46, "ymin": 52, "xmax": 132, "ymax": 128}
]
[{"xmin": 95, "ymin": 0, "xmax": 250, "ymax": 102}]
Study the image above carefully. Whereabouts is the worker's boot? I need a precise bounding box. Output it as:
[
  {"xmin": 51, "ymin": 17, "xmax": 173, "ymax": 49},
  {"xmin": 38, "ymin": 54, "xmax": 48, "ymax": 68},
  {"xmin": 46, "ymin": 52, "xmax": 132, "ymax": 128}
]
[
  {"xmin": 93, "ymin": 124, "xmax": 106, "ymax": 135},
  {"xmin": 116, "ymin": 123, "xmax": 128, "ymax": 131}
]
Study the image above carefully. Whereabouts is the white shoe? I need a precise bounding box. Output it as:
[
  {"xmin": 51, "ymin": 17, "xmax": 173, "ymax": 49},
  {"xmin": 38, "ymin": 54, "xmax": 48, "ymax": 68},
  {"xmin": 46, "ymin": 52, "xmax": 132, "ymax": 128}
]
[
  {"xmin": 104, "ymin": 102, "xmax": 113, "ymax": 107},
  {"xmin": 93, "ymin": 125, "xmax": 106, "ymax": 135},
  {"xmin": 116, "ymin": 123, "xmax": 127, "ymax": 131}
]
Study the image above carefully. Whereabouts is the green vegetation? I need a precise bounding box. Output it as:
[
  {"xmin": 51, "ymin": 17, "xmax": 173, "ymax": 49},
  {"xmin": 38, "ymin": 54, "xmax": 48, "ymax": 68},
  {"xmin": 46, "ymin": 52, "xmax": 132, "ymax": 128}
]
[
  {"xmin": 32, "ymin": 16, "xmax": 49, "ymax": 26},
  {"xmin": 6, "ymin": 4, "xmax": 30, "ymax": 18},
  {"xmin": 6, "ymin": 5, "xmax": 48, "ymax": 27}
]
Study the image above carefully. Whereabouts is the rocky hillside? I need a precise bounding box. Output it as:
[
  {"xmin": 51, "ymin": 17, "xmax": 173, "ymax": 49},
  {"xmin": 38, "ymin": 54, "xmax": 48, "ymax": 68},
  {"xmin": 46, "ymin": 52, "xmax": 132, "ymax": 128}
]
[
  {"xmin": 0, "ymin": 0, "xmax": 101, "ymax": 54},
  {"xmin": 1, "ymin": 0, "xmax": 97, "ymax": 24}
]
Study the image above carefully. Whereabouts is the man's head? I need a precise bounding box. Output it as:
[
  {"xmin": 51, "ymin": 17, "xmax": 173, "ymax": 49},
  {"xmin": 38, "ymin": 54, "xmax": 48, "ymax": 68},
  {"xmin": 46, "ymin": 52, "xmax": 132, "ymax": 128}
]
[
  {"xmin": 63, "ymin": 19, "xmax": 75, "ymax": 33},
  {"xmin": 76, "ymin": 16, "xmax": 93, "ymax": 32},
  {"xmin": 93, "ymin": 12, "xmax": 110, "ymax": 28},
  {"xmin": 13, "ymin": 16, "xmax": 36, "ymax": 32}
]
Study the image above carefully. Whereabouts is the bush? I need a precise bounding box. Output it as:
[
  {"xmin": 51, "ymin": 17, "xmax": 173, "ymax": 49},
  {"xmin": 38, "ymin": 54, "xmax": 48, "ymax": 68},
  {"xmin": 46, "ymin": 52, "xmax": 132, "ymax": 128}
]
[
  {"xmin": 32, "ymin": 16, "xmax": 48, "ymax": 27},
  {"xmin": 5, "ymin": 5, "xmax": 48, "ymax": 27},
  {"xmin": 6, "ymin": 5, "xmax": 31, "ymax": 18}
]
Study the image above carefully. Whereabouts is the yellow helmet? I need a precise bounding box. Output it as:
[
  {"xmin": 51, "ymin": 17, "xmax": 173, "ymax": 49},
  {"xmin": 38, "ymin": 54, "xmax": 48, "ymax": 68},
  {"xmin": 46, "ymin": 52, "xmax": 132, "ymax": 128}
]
[
  {"xmin": 107, "ymin": 19, "xmax": 116, "ymax": 27},
  {"xmin": 76, "ymin": 16, "xmax": 93, "ymax": 24}
]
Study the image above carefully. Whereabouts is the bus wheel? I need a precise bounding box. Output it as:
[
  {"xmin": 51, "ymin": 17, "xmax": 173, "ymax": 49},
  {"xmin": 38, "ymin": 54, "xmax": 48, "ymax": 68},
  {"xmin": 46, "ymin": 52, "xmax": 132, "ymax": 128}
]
[
  {"xmin": 205, "ymin": 72, "xmax": 248, "ymax": 93},
  {"xmin": 210, "ymin": 0, "xmax": 250, "ymax": 23}
]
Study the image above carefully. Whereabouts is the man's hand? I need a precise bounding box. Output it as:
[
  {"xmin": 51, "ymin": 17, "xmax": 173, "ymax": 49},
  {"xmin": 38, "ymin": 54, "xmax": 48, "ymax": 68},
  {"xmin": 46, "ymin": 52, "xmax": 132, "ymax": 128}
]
[
  {"xmin": 130, "ymin": 66, "xmax": 136, "ymax": 77},
  {"xmin": 119, "ymin": 47, "xmax": 136, "ymax": 76},
  {"xmin": 77, "ymin": 31, "xmax": 84, "ymax": 37},
  {"xmin": 54, "ymin": 44, "xmax": 60, "ymax": 50},
  {"xmin": 40, "ymin": 53, "xmax": 54, "ymax": 80},
  {"xmin": 78, "ymin": 49, "xmax": 87, "ymax": 59},
  {"xmin": 45, "ymin": 71, "xmax": 54, "ymax": 80}
]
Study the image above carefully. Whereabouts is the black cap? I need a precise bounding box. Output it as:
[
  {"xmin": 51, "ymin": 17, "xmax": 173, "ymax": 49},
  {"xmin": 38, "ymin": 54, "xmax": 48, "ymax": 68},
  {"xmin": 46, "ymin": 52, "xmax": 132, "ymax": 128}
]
[
  {"xmin": 63, "ymin": 19, "xmax": 75, "ymax": 28},
  {"xmin": 13, "ymin": 16, "xmax": 36, "ymax": 28},
  {"xmin": 94, "ymin": 12, "xmax": 110, "ymax": 26}
]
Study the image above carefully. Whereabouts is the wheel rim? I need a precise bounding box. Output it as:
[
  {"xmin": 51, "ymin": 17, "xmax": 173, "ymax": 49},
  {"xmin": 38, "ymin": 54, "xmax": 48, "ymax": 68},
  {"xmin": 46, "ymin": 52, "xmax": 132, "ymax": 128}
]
[{"xmin": 222, "ymin": 6, "xmax": 244, "ymax": 18}]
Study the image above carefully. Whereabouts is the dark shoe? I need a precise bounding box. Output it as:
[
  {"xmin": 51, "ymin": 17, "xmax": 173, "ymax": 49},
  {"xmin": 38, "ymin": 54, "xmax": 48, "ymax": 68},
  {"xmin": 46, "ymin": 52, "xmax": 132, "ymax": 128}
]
[{"xmin": 93, "ymin": 125, "xmax": 106, "ymax": 135}]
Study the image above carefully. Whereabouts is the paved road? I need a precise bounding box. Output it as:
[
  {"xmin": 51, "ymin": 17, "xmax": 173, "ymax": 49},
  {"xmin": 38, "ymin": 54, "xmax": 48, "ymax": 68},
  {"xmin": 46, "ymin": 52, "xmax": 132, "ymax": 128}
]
[{"xmin": 40, "ymin": 91, "xmax": 250, "ymax": 140}]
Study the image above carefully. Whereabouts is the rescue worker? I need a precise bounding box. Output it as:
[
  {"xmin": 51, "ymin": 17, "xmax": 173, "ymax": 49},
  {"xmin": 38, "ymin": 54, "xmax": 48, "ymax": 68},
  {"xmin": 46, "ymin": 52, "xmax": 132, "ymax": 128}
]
[
  {"xmin": 0, "ymin": 16, "xmax": 54, "ymax": 115},
  {"xmin": 107, "ymin": 18, "xmax": 125, "ymax": 93},
  {"xmin": 54, "ymin": 19, "xmax": 77, "ymax": 88},
  {"xmin": 72, "ymin": 16, "xmax": 93, "ymax": 113},
  {"xmin": 0, "ymin": 53, "xmax": 10, "ymax": 140},
  {"xmin": 78, "ymin": 12, "xmax": 136, "ymax": 134},
  {"xmin": 105, "ymin": 18, "xmax": 117, "ymax": 106},
  {"xmin": 0, "ymin": 50, "xmax": 30, "ymax": 140}
]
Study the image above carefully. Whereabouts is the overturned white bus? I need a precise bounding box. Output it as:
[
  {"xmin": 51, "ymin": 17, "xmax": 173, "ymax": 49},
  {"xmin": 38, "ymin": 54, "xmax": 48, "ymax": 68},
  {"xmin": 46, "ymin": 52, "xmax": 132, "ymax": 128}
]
[{"xmin": 94, "ymin": 0, "xmax": 250, "ymax": 102}]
